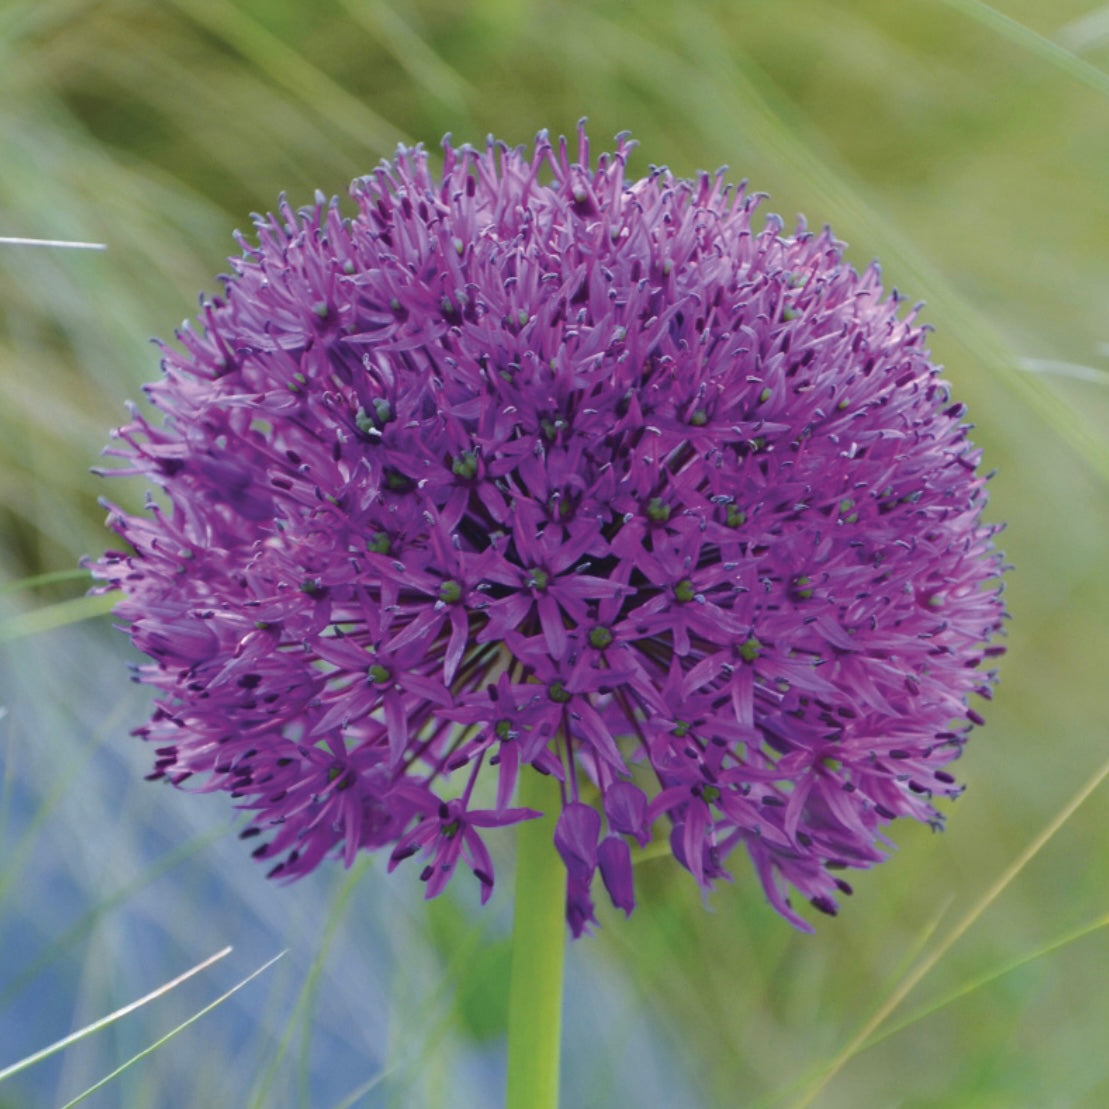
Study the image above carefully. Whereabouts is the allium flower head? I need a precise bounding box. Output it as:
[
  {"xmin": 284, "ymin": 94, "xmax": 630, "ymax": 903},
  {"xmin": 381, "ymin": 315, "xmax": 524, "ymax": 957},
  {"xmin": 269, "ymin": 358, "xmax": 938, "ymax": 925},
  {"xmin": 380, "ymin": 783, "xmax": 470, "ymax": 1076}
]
[{"xmin": 90, "ymin": 126, "xmax": 1006, "ymax": 934}]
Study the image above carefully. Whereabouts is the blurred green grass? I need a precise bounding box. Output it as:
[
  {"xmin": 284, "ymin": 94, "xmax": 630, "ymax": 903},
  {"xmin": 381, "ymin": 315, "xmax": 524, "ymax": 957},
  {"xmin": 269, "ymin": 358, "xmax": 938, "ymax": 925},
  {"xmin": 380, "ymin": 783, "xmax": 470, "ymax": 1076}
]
[{"xmin": 1, "ymin": 0, "xmax": 1107, "ymax": 1106}]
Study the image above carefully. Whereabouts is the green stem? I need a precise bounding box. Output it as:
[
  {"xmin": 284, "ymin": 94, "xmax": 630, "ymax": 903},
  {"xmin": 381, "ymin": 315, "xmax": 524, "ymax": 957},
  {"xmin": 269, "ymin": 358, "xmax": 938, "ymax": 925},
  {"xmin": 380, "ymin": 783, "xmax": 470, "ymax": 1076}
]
[{"xmin": 505, "ymin": 766, "xmax": 566, "ymax": 1109}]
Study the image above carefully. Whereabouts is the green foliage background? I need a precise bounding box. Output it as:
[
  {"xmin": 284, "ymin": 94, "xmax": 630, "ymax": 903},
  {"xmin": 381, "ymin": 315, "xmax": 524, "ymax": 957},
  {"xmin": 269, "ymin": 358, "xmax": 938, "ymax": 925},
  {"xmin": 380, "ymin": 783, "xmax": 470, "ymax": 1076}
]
[{"xmin": 1, "ymin": 1, "xmax": 1107, "ymax": 1106}]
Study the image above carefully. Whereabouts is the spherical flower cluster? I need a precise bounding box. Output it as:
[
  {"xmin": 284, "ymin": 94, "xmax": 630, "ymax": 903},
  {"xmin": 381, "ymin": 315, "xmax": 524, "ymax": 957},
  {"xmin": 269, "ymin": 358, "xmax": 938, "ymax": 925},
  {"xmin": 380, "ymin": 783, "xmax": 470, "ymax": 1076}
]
[{"xmin": 90, "ymin": 127, "xmax": 1006, "ymax": 935}]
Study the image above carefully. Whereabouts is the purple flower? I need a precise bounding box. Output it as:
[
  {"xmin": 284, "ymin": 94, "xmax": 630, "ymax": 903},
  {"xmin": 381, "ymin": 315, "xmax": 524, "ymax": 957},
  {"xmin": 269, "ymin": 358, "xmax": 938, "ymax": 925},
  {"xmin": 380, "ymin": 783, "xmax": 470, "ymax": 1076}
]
[{"xmin": 88, "ymin": 126, "xmax": 1007, "ymax": 935}]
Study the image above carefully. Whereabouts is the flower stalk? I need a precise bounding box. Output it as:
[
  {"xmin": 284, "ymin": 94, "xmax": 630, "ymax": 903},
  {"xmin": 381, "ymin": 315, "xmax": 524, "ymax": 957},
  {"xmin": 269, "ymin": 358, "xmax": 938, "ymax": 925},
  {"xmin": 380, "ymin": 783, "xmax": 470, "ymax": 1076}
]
[{"xmin": 506, "ymin": 766, "xmax": 565, "ymax": 1109}]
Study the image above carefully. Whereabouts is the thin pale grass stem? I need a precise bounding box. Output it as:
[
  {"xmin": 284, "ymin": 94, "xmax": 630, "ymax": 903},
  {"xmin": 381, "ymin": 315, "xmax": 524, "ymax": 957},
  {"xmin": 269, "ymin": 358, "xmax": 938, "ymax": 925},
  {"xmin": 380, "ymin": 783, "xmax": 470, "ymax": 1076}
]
[
  {"xmin": 335, "ymin": 0, "xmax": 474, "ymax": 110},
  {"xmin": 1018, "ymin": 358, "xmax": 1109, "ymax": 385},
  {"xmin": 166, "ymin": 0, "xmax": 401, "ymax": 151},
  {"xmin": 0, "ymin": 568, "xmax": 93, "ymax": 594},
  {"xmin": 940, "ymin": 0, "xmax": 1109, "ymax": 101},
  {"xmin": 0, "ymin": 594, "xmax": 114, "ymax": 644},
  {"xmin": 788, "ymin": 751, "xmax": 1109, "ymax": 1109},
  {"xmin": 0, "ymin": 827, "xmax": 227, "ymax": 1007},
  {"xmin": 327, "ymin": 1067, "xmax": 391, "ymax": 1109},
  {"xmin": 748, "ymin": 899, "xmax": 957, "ymax": 1109},
  {"xmin": 0, "ymin": 947, "xmax": 232, "ymax": 1084},
  {"xmin": 0, "ymin": 237, "xmax": 106, "ymax": 250},
  {"xmin": 861, "ymin": 909, "xmax": 1109, "ymax": 1051},
  {"xmin": 58, "ymin": 950, "xmax": 286, "ymax": 1109}
]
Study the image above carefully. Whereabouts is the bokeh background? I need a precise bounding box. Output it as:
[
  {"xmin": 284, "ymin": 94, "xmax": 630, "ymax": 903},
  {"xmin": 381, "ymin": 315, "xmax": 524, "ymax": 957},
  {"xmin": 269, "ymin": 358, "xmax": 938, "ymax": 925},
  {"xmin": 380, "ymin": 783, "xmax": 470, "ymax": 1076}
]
[{"xmin": 2, "ymin": 1, "xmax": 1107, "ymax": 1106}]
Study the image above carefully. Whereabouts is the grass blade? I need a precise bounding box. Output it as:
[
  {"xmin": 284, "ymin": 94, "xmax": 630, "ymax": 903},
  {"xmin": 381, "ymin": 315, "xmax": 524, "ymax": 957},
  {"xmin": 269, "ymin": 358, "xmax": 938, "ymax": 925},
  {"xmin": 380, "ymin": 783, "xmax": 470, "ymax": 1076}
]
[
  {"xmin": 0, "ymin": 568, "xmax": 92, "ymax": 594},
  {"xmin": 0, "ymin": 947, "xmax": 232, "ymax": 1084},
  {"xmin": 861, "ymin": 910, "xmax": 1109, "ymax": 1051},
  {"xmin": 788, "ymin": 750, "xmax": 1109, "ymax": 1108},
  {"xmin": 0, "ymin": 237, "xmax": 106, "ymax": 250},
  {"xmin": 166, "ymin": 0, "xmax": 402, "ymax": 153},
  {"xmin": 0, "ymin": 594, "xmax": 114, "ymax": 643},
  {"xmin": 1018, "ymin": 358, "xmax": 1109, "ymax": 385},
  {"xmin": 941, "ymin": 0, "xmax": 1109, "ymax": 99},
  {"xmin": 57, "ymin": 950, "xmax": 286, "ymax": 1109}
]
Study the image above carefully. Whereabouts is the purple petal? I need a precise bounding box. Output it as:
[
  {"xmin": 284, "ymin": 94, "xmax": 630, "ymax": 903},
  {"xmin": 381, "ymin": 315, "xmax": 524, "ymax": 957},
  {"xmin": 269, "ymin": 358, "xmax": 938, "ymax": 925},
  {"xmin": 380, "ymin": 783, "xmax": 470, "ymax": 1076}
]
[
  {"xmin": 603, "ymin": 782, "xmax": 649, "ymax": 846},
  {"xmin": 598, "ymin": 835, "xmax": 635, "ymax": 916},
  {"xmin": 554, "ymin": 802, "xmax": 601, "ymax": 883}
]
